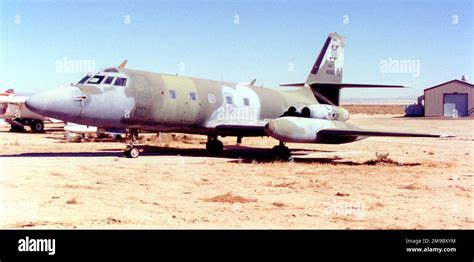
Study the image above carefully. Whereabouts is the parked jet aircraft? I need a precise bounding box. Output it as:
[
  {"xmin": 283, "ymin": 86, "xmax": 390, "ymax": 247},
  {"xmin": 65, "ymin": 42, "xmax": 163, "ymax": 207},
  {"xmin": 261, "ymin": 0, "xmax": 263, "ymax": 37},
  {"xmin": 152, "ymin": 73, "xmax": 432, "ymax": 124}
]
[
  {"xmin": 0, "ymin": 89, "xmax": 53, "ymax": 132},
  {"xmin": 25, "ymin": 32, "xmax": 451, "ymax": 158}
]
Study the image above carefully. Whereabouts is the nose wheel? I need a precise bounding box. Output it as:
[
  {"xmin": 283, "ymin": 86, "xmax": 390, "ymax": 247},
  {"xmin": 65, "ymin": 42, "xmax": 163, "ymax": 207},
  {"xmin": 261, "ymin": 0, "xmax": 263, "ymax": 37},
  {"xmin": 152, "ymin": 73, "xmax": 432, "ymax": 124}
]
[{"xmin": 124, "ymin": 146, "xmax": 140, "ymax": 158}]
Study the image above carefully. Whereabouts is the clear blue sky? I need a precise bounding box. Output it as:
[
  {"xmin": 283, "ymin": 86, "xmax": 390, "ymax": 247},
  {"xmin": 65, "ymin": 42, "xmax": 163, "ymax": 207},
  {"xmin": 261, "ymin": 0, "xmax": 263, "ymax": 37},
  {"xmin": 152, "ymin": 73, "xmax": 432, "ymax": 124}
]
[{"xmin": 1, "ymin": 0, "xmax": 472, "ymax": 99}]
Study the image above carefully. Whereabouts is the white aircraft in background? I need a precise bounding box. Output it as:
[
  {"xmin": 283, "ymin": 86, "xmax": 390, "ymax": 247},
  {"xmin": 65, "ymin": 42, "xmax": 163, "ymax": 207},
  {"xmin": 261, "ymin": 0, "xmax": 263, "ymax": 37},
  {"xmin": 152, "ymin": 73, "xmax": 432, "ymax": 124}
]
[{"xmin": 0, "ymin": 89, "xmax": 59, "ymax": 132}]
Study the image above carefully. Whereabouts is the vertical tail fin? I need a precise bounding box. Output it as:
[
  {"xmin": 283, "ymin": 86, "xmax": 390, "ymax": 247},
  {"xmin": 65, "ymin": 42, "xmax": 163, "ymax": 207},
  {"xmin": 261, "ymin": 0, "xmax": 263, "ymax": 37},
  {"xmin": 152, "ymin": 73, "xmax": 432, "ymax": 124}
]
[
  {"xmin": 282, "ymin": 32, "xmax": 404, "ymax": 106},
  {"xmin": 305, "ymin": 32, "xmax": 345, "ymax": 85}
]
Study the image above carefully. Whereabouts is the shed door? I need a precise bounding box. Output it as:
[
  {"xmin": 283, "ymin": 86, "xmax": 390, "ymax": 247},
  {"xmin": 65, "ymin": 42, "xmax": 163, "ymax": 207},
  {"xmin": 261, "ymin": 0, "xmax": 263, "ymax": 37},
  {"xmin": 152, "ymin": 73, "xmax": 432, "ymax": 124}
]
[{"xmin": 443, "ymin": 94, "xmax": 468, "ymax": 117}]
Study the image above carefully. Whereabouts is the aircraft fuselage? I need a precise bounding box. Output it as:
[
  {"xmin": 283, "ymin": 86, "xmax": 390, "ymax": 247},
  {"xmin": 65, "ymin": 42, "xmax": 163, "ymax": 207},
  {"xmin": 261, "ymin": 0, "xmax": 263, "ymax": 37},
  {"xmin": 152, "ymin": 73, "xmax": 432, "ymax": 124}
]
[{"xmin": 26, "ymin": 68, "xmax": 319, "ymax": 136}]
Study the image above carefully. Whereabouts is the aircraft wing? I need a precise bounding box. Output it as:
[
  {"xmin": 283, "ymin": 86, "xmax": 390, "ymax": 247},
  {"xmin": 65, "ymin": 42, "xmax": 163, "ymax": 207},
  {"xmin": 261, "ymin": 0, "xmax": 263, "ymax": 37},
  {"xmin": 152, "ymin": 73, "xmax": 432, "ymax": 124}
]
[
  {"xmin": 318, "ymin": 128, "xmax": 454, "ymax": 138},
  {"xmin": 213, "ymin": 124, "xmax": 454, "ymax": 139}
]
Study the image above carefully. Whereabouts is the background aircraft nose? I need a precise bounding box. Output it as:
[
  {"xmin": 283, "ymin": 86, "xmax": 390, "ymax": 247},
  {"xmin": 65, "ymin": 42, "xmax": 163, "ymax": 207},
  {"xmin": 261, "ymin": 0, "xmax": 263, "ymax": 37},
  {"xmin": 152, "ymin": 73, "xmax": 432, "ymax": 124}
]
[{"xmin": 25, "ymin": 93, "xmax": 49, "ymax": 115}]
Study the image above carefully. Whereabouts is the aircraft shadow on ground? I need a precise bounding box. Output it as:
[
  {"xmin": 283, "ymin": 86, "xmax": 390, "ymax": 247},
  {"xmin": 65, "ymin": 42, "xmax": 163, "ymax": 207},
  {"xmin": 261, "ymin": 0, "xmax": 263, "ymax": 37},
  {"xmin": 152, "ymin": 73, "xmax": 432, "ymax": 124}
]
[
  {"xmin": 0, "ymin": 128, "xmax": 65, "ymax": 134},
  {"xmin": 0, "ymin": 145, "xmax": 421, "ymax": 166},
  {"xmin": 137, "ymin": 145, "xmax": 335, "ymax": 163},
  {"xmin": 0, "ymin": 145, "xmax": 349, "ymax": 163}
]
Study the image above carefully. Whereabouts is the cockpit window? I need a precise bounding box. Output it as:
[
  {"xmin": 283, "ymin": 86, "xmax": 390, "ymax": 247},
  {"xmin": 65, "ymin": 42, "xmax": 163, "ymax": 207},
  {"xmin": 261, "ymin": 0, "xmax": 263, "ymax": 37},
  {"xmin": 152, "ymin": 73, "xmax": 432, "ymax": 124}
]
[
  {"xmin": 114, "ymin": 77, "xmax": 127, "ymax": 87},
  {"xmin": 77, "ymin": 75, "xmax": 91, "ymax": 84},
  {"xmin": 87, "ymin": 75, "xmax": 105, "ymax": 84},
  {"xmin": 103, "ymin": 76, "xmax": 115, "ymax": 85}
]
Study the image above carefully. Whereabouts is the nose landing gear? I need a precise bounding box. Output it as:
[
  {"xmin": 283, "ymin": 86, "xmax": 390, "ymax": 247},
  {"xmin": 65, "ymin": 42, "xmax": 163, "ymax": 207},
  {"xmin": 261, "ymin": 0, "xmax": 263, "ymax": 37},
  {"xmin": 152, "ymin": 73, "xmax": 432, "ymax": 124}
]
[
  {"xmin": 124, "ymin": 146, "xmax": 140, "ymax": 158},
  {"xmin": 124, "ymin": 129, "xmax": 140, "ymax": 158}
]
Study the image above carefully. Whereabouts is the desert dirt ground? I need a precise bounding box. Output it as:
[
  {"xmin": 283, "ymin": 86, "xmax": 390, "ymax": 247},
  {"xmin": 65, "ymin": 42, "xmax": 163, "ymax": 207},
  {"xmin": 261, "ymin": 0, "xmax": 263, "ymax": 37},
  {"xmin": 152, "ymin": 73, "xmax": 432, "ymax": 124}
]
[
  {"xmin": 0, "ymin": 114, "xmax": 472, "ymax": 229},
  {"xmin": 342, "ymin": 104, "xmax": 405, "ymax": 115}
]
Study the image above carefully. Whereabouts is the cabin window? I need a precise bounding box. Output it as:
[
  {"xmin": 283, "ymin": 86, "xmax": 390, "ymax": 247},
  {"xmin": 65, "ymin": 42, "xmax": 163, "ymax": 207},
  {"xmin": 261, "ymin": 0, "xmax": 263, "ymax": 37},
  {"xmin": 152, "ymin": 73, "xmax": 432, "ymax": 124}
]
[
  {"xmin": 114, "ymin": 77, "xmax": 127, "ymax": 87},
  {"xmin": 169, "ymin": 90, "xmax": 177, "ymax": 99},
  {"xmin": 208, "ymin": 94, "xmax": 216, "ymax": 104},
  {"xmin": 77, "ymin": 75, "xmax": 91, "ymax": 84},
  {"xmin": 103, "ymin": 76, "xmax": 115, "ymax": 85},
  {"xmin": 87, "ymin": 75, "xmax": 105, "ymax": 84},
  {"xmin": 189, "ymin": 92, "xmax": 197, "ymax": 101},
  {"xmin": 243, "ymin": 98, "xmax": 250, "ymax": 106},
  {"xmin": 226, "ymin": 96, "xmax": 233, "ymax": 105}
]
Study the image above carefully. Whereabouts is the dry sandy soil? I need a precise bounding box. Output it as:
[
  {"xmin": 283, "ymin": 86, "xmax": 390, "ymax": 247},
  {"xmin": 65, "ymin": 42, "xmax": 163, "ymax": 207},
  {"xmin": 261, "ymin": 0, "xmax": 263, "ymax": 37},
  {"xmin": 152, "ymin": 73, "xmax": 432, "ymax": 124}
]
[
  {"xmin": 0, "ymin": 114, "xmax": 472, "ymax": 229},
  {"xmin": 342, "ymin": 104, "xmax": 405, "ymax": 115}
]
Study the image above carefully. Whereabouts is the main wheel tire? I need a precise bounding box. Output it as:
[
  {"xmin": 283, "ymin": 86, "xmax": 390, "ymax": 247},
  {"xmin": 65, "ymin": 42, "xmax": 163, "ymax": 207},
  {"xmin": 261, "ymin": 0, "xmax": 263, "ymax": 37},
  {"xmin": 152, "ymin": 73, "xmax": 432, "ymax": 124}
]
[
  {"xmin": 272, "ymin": 145, "xmax": 291, "ymax": 161},
  {"xmin": 206, "ymin": 140, "xmax": 224, "ymax": 153},
  {"xmin": 124, "ymin": 147, "xmax": 140, "ymax": 158},
  {"xmin": 30, "ymin": 121, "xmax": 44, "ymax": 133}
]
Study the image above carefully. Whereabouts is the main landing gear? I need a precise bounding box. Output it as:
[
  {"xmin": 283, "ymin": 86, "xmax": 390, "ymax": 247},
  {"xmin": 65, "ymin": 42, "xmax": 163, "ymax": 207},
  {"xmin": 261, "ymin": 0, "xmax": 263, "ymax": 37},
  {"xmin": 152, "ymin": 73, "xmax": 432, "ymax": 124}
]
[
  {"xmin": 206, "ymin": 135, "xmax": 224, "ymax": 154},
  {"xmin": 272, "ymin": 141, "xmax": 291, "ymax": 160},
  {"xmin": 124, "ymin": 129, "xmax": 140, "ymax": 158},
  {"xmin": 30, "ymin": 120, "xmax": 44, "ymax": 133}
]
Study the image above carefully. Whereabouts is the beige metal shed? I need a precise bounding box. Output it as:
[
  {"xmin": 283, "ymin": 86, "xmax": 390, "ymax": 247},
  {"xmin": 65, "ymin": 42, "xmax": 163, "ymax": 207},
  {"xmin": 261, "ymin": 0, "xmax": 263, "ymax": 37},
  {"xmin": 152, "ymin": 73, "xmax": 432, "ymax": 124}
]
[{"xmin": 424, "ymin": 79, "xmax": 473, "ymax": 117}]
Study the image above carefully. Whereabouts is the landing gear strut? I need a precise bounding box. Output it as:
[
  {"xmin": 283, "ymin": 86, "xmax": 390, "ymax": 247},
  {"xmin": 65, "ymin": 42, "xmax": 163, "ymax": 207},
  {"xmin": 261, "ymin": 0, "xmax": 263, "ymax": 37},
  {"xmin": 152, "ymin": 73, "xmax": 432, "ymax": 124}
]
[
  {"xmin": 124, "ymin": 129, "xmax": 140, "ymax": 158},
  {"xmin": 206, "ymin": 135, "xmax": 223, "ymax": 153},
  {"xmin": 272, "ymin": 141, "xmax": 291, "ymax": 160}
]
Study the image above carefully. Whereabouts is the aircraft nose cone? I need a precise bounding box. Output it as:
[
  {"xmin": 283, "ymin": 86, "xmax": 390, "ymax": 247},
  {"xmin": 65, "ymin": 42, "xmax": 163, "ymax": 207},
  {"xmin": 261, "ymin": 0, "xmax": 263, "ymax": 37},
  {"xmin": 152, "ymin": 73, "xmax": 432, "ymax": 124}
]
[
  {"xmin": 25, "ymin": 87, "xmax": 83, "ymax": 122},
  {"xmin": 25, "ymin": 93, "xmax": 48, "ymax": 115}
]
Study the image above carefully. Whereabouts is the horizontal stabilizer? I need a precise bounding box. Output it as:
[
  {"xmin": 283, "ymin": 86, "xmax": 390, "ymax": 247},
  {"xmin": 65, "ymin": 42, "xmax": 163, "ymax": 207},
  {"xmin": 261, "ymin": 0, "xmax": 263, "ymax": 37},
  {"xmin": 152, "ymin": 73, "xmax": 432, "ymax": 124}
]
[
  {"xmin": 280, "ymin": 83, "xmax": 305, "ymax": 87},
  {"xmin": 280, "ymin": 83, "xmax": 406, "ymax": 88},
  {"xmin": 324, "ymin": 83, "xmax": 405, "ymax": 88},
  {"xmin": 280, "ymin": 82, "xmax": 406, "ymax": 106}
]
